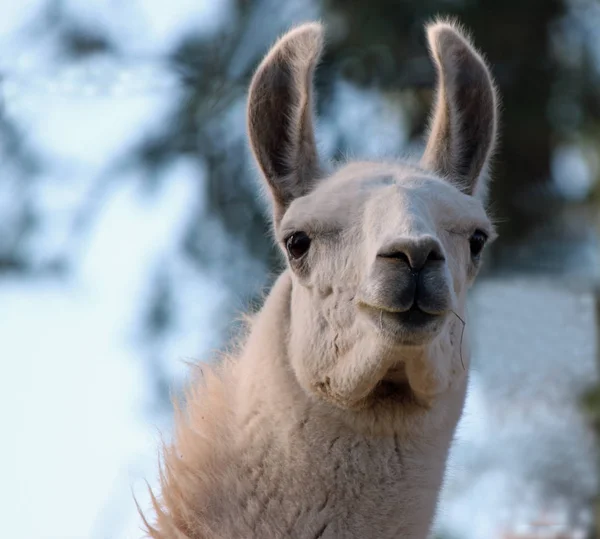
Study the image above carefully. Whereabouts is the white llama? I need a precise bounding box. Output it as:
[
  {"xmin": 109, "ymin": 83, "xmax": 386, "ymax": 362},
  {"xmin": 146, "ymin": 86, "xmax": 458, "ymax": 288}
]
[{"xmin": 142, "ymin": 18, "xmax": 499, "ymax": 539}]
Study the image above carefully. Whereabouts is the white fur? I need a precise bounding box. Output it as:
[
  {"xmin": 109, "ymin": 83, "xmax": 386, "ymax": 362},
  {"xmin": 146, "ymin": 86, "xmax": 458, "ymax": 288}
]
[{"xmin": 143, "ymin": 18, "xmax": 499, "ymax": 539}]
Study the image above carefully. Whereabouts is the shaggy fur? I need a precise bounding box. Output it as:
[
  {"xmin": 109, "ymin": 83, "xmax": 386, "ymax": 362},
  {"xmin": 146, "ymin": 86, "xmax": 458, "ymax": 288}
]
[{"xmin": 142, "ymin": 18, "xmax": 499, "ymax": 539}]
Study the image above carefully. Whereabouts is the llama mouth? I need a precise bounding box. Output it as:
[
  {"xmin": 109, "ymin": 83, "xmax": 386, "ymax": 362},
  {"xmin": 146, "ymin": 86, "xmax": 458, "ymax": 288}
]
[
  {"xmin": 359, "ymin": 303, "xmax": 445, "ymax": 343},
  {"xmin": 390, "ymin": 305, "xmax": 439, "ymax": 327}
]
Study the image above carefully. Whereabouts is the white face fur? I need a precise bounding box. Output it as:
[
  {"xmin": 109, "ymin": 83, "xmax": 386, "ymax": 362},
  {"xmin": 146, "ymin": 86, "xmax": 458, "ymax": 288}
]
[
  {"xmin": 278, "ymin": 162, "xmax": 495, "ymax": 347},
  {"xmin": 247, "ymin": 21, "xmax": 498, "ymax": 409}
]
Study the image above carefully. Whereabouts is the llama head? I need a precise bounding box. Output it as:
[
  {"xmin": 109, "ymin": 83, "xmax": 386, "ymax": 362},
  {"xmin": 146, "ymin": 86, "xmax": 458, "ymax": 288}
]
[{"xmin": 247, "ymin": 21, "xmax": 498, "ymax": 410}]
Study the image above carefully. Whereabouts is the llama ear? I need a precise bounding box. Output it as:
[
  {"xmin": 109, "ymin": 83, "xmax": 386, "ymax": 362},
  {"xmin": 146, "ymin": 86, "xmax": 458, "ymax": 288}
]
[
  {"xmin": 247, "ymin": 22, "xmax": 324, "ymax": 227},
  {"xmin": 421, "ymin": 21, "xmax": 498, "ymax": 197}
]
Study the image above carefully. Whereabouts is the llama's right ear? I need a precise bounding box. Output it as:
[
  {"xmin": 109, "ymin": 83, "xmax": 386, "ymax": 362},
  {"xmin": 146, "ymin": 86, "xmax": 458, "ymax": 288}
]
[{"xmin": 247, "ymin": 23, "xmax": 324, "ymax": 227}]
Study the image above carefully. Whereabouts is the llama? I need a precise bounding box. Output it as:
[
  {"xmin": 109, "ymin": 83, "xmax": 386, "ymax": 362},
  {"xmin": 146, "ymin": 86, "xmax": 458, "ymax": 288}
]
[{"xmin": 142, "ymin": 18, "xmax": 498, "ymax": 539}]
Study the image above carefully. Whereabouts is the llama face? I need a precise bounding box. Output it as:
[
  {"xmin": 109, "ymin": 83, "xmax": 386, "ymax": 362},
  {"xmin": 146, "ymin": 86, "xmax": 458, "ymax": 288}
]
[
  {"xmin": 278, "ymin": 162, "xmax": 494, "ymax": 347},
  {"xmin": 247, "ymin": 21, "xmax": 497, "ymax": 408}
]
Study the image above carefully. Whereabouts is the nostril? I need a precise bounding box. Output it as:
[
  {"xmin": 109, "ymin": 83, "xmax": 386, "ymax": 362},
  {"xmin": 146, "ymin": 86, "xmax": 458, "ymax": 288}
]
[
  {"xmin": 378, "ymin": 250, "xmax": 411, "ymax": 266},
  {"xmin": 377, "ymin": 236, "xmax": 445, "ymax": 270},
  {"xmin": 426, "ymin": 248, "xmax": 445, "ymax": 263}
]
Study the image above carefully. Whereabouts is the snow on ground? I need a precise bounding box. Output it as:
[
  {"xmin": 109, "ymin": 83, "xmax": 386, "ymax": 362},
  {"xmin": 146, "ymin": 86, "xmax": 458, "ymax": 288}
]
[
  {"xmin": 0, "ymin": 277, "xmax": 153, "ymax": 539},
  {"xmin": 435, "ymin": 278, "xmax": 598, "ymax": 539},
  {"xmin": 0, "ymin": 162, "xmax": 229, "ymax": 539}
]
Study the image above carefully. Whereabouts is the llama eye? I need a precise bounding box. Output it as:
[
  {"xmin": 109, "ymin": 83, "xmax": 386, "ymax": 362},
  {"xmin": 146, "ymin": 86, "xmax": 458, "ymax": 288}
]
[
  {"xmin": 469, "ymin": 230, "xmax": 488, "ymax": 258},
  {"xmin": 286, "ymin": 232, "xmax": 311, "ymax": 260}
]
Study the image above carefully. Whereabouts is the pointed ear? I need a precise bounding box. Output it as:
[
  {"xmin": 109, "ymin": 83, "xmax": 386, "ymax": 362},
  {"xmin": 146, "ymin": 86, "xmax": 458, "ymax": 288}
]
[
  {"xmin": 421, "ymin": 20, "xmax": 498, "ymax": 197},
  {"xmin": 247, "ymin": 22, "xmax": 324, "ymax": 227}
]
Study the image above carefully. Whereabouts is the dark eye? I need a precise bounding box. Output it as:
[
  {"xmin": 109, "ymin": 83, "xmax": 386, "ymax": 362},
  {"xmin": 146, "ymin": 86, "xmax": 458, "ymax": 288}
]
[
  {"xmin": 286, "ymin": 232, "xmax": 311, "ymax": 260},
  {"xmin": 469, "ymin": 230, "xmax": 488, "ymax": 258}
]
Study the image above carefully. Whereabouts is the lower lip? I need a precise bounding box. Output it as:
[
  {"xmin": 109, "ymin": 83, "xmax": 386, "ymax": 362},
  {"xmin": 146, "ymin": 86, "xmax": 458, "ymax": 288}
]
[
  {"xmin": 359, "ymin": 302, "xmax": 441, "ymax": 328},
  {"xmin": 391, "ymin": 306, "xmax": 439, "ymax": 327}
]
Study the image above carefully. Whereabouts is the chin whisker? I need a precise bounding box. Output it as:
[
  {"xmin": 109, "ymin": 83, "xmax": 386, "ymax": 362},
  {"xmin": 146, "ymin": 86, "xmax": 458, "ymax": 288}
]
[{"xmin": 450, "ymin": 310, "xmax": 466, "ymax": 370}]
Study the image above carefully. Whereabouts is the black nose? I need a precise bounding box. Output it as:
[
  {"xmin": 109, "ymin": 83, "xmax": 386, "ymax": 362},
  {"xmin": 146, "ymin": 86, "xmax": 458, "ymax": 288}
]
[
  {"xmin": 377, "ymin": 236, "xmax": 445, "ymax": 271},
  {"xmin": 360, "ymin": 235, "xmax": 450, "ymax": 316}
]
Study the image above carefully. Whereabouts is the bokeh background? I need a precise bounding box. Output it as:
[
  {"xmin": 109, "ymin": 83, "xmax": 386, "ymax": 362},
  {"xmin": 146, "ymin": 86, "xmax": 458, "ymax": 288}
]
[{"xmin": 1, "ymin": 1, "xmax": 599, "ymax": 538}]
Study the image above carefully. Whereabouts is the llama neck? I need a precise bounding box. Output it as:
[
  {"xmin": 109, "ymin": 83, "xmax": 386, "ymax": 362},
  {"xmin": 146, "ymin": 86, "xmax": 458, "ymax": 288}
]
[
  {"xmin": 229, "ymin": 271, "xmax": 467, "ymax": 538},
  {"xmin": 236, "ymin": 271, "xmax": 315, "ymax": 425},
  {"xmin": 151, "ymin": 272, "xmax": 468, "ymax": 539}
]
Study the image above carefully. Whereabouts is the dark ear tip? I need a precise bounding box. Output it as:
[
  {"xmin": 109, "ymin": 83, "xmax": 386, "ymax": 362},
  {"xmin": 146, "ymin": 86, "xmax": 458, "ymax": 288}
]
[
  {"xmin": 263, "ymin": 21, "xmax": 325, "ymax": 68},
  {"xmin": 425, "ymin": 19, "xmax": 496, "ymax": 102},
  {"xmin": 426, "ymin": 18, "xmax": 468, "ymax": 45},
  {"xmin": 247, "ymin": 22, "xmax": 325, "ymax": 108},
  {"xmin": 281, "ymin": 21, "xmax": 325, "ymax": 47},
  {"xmin": 426, "ymin": 19, "xmax": 482, "ymax": 66}
]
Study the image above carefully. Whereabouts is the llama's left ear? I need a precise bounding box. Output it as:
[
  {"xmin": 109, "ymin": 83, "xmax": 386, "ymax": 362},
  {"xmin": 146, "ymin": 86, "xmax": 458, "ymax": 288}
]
[
  {"xmin": 247, "ymin": 22, "xmax": 324, "ymax": 227},
  {"xmin": 421, "ymin": 21, "xmax": 498, "ymax": 198}
]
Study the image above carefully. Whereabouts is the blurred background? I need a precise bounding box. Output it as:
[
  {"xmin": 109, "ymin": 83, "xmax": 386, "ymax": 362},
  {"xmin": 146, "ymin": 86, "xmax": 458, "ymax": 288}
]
[{"xmin": 0, "ymin": 1, "xmax": 599, "ymax": 538}]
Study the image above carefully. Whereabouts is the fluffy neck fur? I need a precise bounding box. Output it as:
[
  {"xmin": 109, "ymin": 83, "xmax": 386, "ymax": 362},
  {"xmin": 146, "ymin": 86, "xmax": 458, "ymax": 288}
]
[{"xmin": 144, "ymin": 272, "xmax": 469, "ymax": 539}]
